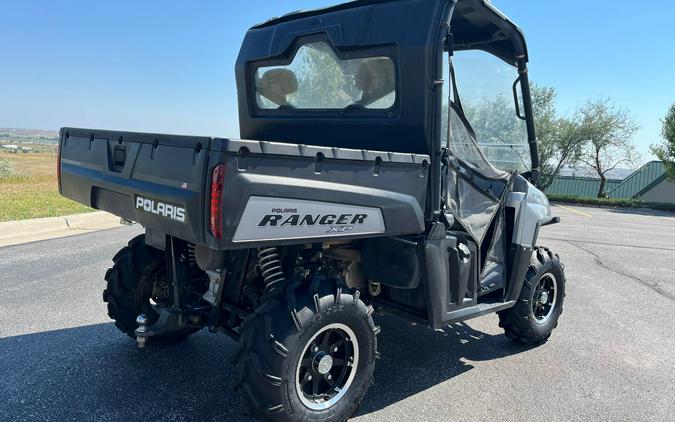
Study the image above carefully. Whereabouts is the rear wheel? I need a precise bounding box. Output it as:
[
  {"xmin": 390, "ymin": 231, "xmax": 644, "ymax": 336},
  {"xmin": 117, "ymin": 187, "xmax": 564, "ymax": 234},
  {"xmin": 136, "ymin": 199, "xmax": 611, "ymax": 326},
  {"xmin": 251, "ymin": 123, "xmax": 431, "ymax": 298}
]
[
  {"xmin": 103, "ymin": 235, "xmax": 200, "ymax": 343},
  {"xmin": 233, "ymin": 280, "xmax": 378, "ymax": 421},
  {"xmin": 498, "ymin": 247, "xmax": 565, "ymax": 345}
]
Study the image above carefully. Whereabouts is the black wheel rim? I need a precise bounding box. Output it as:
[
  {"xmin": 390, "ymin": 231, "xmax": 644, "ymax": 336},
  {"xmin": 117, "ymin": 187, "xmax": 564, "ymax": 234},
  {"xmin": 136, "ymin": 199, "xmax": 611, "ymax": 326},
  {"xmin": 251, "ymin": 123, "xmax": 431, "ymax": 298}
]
[
  {"xmin": 295, "ymin": 323, "xmax": 359, "ymax": 410},
  {"xmin": 532, "ymin": 272, "xmax": 557, "ymax": 324}
]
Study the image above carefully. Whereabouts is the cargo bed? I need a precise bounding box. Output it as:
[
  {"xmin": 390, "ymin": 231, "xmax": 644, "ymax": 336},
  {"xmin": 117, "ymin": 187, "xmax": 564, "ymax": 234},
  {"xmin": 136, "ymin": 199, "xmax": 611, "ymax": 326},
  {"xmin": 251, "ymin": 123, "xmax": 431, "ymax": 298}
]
[{"xmin": 59, "ymin": 128, "xmax": 431, "ymax": 249}]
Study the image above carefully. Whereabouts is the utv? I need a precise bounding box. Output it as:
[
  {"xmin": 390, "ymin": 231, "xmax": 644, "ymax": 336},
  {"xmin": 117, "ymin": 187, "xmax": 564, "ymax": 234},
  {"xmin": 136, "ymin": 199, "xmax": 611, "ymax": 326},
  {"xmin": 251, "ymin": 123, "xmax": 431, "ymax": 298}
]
[{"xmin": 58, "ymin": 0, "xmax": 565, "ymax": 420}]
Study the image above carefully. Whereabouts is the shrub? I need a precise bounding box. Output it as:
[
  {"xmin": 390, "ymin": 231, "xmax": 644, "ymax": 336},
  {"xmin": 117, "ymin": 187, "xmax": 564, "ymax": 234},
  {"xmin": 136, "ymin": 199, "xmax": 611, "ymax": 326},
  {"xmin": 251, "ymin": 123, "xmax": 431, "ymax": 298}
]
[
  {"xmin": 0, "ymin": 157, "xmax": 15, "ymax": 178},
  {"xmin": 548, "ymin": 194, "xmax": 675, "ymax": 212}
]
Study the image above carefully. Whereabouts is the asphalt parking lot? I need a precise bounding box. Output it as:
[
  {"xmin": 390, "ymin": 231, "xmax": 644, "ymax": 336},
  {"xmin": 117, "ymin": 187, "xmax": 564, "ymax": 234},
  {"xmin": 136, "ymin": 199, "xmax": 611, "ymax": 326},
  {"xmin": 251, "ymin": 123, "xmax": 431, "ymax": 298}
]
[{"xmin": 1, "ymin": 204, "xmax": 674, "ymax": 421}]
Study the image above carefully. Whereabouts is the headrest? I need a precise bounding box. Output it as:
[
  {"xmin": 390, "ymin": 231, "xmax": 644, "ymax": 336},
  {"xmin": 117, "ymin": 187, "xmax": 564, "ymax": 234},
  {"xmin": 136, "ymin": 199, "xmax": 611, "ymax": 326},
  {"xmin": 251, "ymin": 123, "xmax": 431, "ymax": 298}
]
[
  {"xmin": 355, "ymin": 58, "xmax": 395, "ymax": 106},
  {"xmin": 257, "ymin": 68, "xmax": 298, "ymax": 106}
]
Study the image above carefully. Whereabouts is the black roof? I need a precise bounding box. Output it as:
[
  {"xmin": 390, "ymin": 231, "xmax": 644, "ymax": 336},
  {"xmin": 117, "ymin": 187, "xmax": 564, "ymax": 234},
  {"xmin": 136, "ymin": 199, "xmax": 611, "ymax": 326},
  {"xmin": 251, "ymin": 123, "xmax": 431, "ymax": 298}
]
[
  {"xmin": 452, "ymin": 0, "xmax": 528, "ymax": 65},
  {"xmin": 253, "ymin": 0, "xmax": 393, "ymax": 29},
  {"xmin": 253, "ymin": 0, "xmax": 528, "ymax": 65}
]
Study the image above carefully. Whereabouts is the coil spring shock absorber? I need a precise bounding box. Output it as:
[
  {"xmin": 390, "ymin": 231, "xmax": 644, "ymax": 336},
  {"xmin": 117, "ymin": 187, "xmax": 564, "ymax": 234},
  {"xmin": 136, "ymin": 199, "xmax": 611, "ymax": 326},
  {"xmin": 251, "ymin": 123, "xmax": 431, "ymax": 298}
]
[
  {"xmin": 186, "ymin": 243, "xmax": 196, "ymax": 266},
  {"xmin": 257, "ymin": 247, "xmax": 285, "ymax": 294}
]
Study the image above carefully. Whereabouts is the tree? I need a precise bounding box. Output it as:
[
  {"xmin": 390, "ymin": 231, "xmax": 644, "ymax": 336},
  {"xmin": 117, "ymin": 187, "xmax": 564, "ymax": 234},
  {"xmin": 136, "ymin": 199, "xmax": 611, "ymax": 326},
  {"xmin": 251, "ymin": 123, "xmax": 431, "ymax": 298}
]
[
  {"xmin": 462, "ymin": 94, "xmax": 529, "ymax": 171},
  {"xmin": 651, "ymin": 102, "xmax": 675, "ymax": 181},
  {"xmin": 468, "ymin": 84, "xmax": 590, "ymax": 189},
  {"xmin": 576, "ymin": 99, "xmax": 639, "ymax": 197},
  {"xmin": 531, "ymin": 85, "xmax": 586, "ymax": 189},
  {"xmin": 293, "ymin": 43, "xmax": 348, "ymax": 108}
]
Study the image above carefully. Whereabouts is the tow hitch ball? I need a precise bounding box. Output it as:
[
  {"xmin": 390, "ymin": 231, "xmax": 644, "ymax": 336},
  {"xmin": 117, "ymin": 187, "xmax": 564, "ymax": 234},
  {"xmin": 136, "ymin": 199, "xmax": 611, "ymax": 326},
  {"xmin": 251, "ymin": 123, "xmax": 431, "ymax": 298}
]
[{"xmin": 135, "ymin": 314, "xmax": 150, "ymax": 348}]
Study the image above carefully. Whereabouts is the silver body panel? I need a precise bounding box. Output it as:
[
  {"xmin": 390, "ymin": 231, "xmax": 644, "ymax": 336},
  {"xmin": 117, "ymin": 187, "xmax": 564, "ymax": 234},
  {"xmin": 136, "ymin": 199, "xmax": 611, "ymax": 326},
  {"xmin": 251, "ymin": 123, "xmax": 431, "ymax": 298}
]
[
  {"xmin": 507, "ymin": 177, "xmax": 554, "ymax": 247},
  {"xmin": 233, "ymin": 196, "xmax": 386, "ymax": 243}
]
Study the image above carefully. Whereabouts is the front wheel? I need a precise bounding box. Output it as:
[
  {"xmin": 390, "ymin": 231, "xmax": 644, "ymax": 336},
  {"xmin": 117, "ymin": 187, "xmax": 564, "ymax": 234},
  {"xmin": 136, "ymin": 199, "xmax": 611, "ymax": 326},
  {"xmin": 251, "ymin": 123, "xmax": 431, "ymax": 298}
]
[
  {"xmin": 233, "ymin": 280, "xmax": 378, "ymax": 421},
  {"xmin": 498, "ymin": 247, "xmax": 566, "ymax": 345}
]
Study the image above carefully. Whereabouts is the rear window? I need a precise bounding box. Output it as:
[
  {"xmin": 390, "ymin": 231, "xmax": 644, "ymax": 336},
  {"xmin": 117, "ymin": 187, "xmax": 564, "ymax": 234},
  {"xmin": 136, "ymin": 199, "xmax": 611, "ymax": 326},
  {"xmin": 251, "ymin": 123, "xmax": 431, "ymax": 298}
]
[{"xmin": 254, "ymin": 42, "xmax": 396, "ymax": 110}]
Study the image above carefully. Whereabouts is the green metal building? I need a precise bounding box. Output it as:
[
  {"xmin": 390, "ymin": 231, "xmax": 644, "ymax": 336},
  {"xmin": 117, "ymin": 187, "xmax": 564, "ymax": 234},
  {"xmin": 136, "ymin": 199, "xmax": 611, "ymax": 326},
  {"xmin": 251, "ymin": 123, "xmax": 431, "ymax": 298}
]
[
  {"xmin": 546, "ymin": 176, "xmax": 622, "ymax": 198},
  {"xmin": 545, "ymin": 161, "xmax": 675, "ymax": 203}
]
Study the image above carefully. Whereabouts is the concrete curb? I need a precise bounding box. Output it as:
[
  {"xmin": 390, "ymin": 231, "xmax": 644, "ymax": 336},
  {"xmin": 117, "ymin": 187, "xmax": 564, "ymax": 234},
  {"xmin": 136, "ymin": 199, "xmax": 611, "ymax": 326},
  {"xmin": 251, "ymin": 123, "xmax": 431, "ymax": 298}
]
[{"xmin": 0, "ymin": 211, "xmax": 123, "ymax": 248}]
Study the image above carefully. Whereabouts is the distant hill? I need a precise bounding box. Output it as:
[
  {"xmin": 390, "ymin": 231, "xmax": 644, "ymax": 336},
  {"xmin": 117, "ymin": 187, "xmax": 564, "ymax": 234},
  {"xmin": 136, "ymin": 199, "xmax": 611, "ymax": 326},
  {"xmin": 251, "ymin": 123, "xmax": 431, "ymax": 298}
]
[{"xmin": 0, "ymin": 128, "xmax": 59, "ymax": 145}]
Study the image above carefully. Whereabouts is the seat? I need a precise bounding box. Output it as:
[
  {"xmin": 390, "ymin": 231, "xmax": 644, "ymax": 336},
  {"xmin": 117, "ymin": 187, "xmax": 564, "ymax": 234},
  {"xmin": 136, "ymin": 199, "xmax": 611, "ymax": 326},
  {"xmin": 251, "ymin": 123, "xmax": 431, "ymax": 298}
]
[
  {"xmin": 257, "ymin": 68, "xmax": 298, "ymax": 106},
  {"xmin": 354, "ymin": 58, "xmax": 395, "ymax": 106}
]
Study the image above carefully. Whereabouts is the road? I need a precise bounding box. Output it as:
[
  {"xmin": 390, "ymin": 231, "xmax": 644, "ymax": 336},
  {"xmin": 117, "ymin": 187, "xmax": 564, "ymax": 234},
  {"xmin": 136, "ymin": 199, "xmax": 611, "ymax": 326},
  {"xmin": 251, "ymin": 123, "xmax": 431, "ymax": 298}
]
[{"xmin": 1, "ymin": 205, "xmax": 674, "ymax": 421}]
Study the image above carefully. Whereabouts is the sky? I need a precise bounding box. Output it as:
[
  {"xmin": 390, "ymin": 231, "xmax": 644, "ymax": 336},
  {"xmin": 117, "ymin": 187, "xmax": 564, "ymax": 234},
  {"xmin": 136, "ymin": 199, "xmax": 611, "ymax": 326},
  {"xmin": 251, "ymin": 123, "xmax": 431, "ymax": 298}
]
[{"xmin": 1, "ymin": 0, "xmax": 674, "ymax": 160}]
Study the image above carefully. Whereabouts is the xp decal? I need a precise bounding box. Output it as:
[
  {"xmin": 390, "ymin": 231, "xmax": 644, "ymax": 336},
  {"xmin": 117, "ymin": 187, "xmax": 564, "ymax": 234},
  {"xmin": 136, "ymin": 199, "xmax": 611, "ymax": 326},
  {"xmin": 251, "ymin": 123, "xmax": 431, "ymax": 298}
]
[
  {"xmin": 233, "ymin": 197, "xmax": 385, "ymax": 242},
  {"xmin": 135, "ymin": 195, "xmax": 186, "ymax": 223}
]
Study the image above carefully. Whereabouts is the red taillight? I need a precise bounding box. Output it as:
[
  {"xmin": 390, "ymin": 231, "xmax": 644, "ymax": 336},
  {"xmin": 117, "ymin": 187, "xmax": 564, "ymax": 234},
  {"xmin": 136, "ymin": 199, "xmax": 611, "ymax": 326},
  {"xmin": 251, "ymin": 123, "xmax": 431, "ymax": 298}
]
[{"xmin": 210, "ymin": 164, "xmax": 226, "ymax": 239}]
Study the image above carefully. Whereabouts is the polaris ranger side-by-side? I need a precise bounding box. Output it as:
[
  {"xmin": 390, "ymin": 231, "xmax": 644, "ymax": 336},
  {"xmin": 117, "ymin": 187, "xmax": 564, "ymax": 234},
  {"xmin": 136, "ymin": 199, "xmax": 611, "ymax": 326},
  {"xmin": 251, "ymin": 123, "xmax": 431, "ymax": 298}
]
[{"xmin": 58, "ymin": 1, "xmax": 566, "ymax": 420}]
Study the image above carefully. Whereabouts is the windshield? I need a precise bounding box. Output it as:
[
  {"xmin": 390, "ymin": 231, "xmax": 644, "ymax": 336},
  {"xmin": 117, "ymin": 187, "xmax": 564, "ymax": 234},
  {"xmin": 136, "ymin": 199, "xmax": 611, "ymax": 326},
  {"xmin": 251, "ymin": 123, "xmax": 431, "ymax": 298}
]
[
  {"xmin": 442, "ymin": 50, "xmax": 530, "ymax": 173},
  {"xmin": 254, "ymin": 42, "xmax": 396, "ymax": 110}
]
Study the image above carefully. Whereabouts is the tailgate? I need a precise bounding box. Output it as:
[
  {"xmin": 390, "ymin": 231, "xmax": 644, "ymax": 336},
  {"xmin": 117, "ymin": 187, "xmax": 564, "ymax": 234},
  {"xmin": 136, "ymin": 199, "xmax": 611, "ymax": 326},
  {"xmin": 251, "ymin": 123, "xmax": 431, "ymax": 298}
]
[
  {"xmin": 58, "ymin": 128, "xmax": 211, "ymax": 245},
  {"xmin": 204, "ymin": 139, "xmax": 430, "ymax": 249}
]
